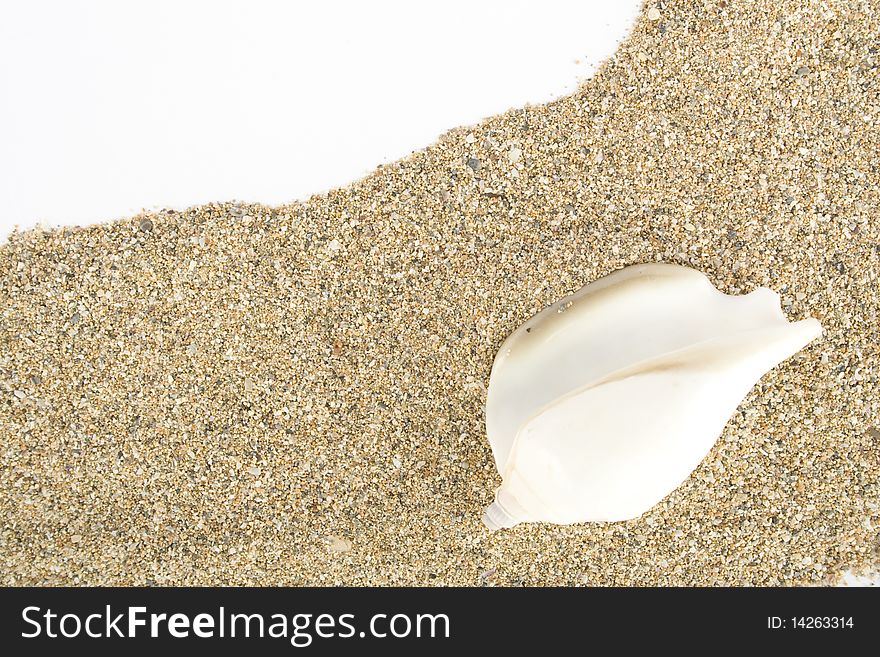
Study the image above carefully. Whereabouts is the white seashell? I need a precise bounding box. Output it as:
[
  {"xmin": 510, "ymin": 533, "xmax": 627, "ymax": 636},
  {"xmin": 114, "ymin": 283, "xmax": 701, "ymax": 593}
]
[{"xmin": 482, "ymin": 263, "xmax": 822, "ymax": 530}]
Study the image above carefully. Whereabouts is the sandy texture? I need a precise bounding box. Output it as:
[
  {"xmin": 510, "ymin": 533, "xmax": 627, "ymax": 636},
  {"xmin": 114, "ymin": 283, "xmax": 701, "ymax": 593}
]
[{"xmin": 1, "ymin": 0, "xmax": 878, "ymax": 585}]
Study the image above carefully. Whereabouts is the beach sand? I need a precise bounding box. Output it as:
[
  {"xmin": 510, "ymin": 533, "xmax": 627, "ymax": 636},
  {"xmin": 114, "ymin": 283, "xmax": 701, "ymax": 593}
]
[{"xmin": 1, "ymin": 0, "xmax": 878, "ymax": 585}]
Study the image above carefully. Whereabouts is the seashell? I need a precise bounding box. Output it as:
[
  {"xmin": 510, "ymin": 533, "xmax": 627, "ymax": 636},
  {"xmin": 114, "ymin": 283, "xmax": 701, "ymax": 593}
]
[{"xmin": 482, "ymin": 263, "xmax": 822, "ymax": 530}]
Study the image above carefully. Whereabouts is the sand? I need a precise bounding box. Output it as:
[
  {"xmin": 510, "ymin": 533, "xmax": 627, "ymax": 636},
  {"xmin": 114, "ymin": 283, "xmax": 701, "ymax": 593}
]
[{"xmin": 1, "ymin": 0, "xmax": 878, "ymax": 586}]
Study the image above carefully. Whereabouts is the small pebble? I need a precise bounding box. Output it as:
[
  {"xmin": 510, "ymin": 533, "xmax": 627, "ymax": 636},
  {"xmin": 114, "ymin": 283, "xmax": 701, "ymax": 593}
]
[{"xmin": 326, "ymin": 536, "xmax": 352, "ymax": 553}]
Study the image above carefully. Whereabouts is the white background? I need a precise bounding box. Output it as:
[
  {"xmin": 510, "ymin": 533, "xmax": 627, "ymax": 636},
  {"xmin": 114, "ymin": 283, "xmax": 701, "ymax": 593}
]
[{"xmin": 0, "ymin": 0, "xmax": 640, "ymax": 240}]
